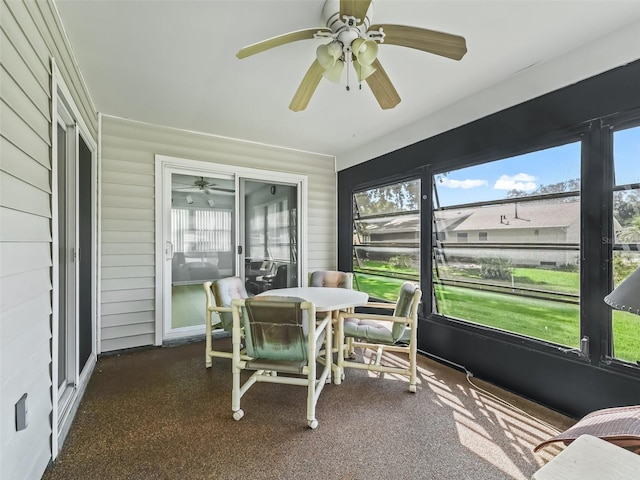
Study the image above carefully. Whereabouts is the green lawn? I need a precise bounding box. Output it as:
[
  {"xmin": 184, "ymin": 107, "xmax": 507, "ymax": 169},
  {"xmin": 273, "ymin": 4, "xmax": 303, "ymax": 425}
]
[
  {"xmin": 512, "ymin": 268, "xmax": 580, "ymax": 293},
  {"xmin": 354, "ymin": 271, "xmax": 640, "ymax": 363},
  {"xmin": 438, "ymin": 265, "xmax": 580, "ymax": 294},
  {"xmin": 354, "ymin": 273, "xmax": 406, "ymax": 301},
  {"xmin": 436, "ymin": 284, "xmax": 580, "ymax": 348}
]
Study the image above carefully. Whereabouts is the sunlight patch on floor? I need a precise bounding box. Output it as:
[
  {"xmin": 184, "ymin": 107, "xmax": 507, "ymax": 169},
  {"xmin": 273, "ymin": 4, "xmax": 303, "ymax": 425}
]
[{"xmin": 454, "ymin": 411, "xmax": 529, "ymax": 480}]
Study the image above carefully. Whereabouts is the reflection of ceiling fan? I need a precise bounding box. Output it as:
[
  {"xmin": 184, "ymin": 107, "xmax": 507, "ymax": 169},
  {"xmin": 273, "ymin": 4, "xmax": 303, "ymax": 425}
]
[
  {"xmin": 173, "ymin": 177, "xmax": 235, "ymax": 194},
  {"xmin": 237, "ymin": 0, "xmax": 467, "ymax": 111}
]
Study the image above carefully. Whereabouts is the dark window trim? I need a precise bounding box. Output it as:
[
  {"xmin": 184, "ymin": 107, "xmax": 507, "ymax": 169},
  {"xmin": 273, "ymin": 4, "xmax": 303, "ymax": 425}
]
[
  {"xmin": 352, "ymin": 171, "xmax": 424, "ymax": 196},
  {"xmin": 604, "ymin": 113, "xmax": 640, "ymax": 366},
  {"xmin": 348, "ymin": 118, "xmax": 640, "ymax": 377},
  {"xmin": 351, "ymin": 174, "xmax": 423, "ymax": 304},
  {"xmin": 426, "ymin": 312, "xmax": 590, "ymax": 363},
  {"xmin": 430, "ymin": 134, "xmax": 586, "ymax": 355},
  {"xmin": 339, "ymin": 62, "xmax": 640, "ymax": 416},
  {"xmin": 430, "ymin": 127, "xmax": 588, "ymax": 176}
]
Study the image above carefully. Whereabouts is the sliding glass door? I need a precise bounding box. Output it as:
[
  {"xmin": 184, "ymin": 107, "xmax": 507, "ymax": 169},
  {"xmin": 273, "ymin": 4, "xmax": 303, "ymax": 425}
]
[{"xmin": 158, "ymin": 158, "xmax": 305, "ymax": 341}]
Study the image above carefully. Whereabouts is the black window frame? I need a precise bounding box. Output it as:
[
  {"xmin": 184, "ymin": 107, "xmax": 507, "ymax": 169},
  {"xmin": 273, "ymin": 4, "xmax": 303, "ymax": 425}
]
[
  {"xmin": 351, "ymin": 175, "xmax": 422, "ymax": 302},
  {"xmin": 601, "ymin": 113, "xmax": 640, "ymax": 372},
  {"xmin": 337, "ymin": 61, "xmax": 640, "ymax": 417},
  {"xmin": 346, "ymin": 117, "xmax": 640, "ymax": 374}
]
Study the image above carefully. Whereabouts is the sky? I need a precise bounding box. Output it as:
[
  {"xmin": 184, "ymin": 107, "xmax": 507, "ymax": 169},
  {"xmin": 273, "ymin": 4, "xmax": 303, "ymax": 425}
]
[{"xmin": 434, "ymin": 126, "xmax": 640, "ymax": 207}]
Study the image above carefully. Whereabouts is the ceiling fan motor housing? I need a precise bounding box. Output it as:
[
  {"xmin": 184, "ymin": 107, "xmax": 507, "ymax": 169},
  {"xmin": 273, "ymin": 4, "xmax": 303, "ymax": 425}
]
[{"xmin": 323, "ymin": 0, "xmax": 373, "ymax": 53}]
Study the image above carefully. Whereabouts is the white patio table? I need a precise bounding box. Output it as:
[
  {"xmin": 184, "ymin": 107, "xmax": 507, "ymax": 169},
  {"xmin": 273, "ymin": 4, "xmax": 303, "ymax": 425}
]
[{"xmin": 257, "ymin": 286, "xmax": 369, "ymax": 384}]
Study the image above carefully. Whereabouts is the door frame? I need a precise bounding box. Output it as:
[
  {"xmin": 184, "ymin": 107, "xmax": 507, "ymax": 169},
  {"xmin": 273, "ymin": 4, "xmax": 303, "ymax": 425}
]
[
  {"xmin": 154, "ymin": 155, "xmax": 308, "ymax": 345},
  {"xmin": 50, "ymin": 58, "xmax": 99, "ymax": 458}
]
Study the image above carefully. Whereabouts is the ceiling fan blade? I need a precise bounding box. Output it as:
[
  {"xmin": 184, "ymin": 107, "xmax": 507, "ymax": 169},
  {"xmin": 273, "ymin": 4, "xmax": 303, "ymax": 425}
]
[
  {"xmin": 207, "ymin": 187, "xmax": 235, "ymax": 194},
  {"xmin": 365, "ymin": 58, "xmax": 401, "ymax": 110},
  {"xmin": 289, "ymin": 59, "xmax": 324, "ymax": 112},
  {"xmin": 340, "ymin": 0, "xmax": 372, "ymax": 24},
  {"xmin": 370, "ymin": 24, "xmax": 467, "ymax": 60},
  {"xmin": 237, "ymin": 28, "xmax": 331, "ymax": 59}
]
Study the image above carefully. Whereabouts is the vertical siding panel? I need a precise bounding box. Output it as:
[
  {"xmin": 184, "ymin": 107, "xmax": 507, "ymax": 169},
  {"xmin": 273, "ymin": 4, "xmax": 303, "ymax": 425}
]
[
  {"xmin": 0, "ymin": 2, "xmax": 97, "ymax": 480},
  {"xmin": 100, "ymin": 116, "xmax": 336, "ymax": 352}
]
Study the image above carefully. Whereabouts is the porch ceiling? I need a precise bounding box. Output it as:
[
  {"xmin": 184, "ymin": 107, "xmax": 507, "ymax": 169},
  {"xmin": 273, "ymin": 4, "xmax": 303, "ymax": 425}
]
[{"xmin": 55, "ymin": 1, "xmax": 640, "ymax": 164}]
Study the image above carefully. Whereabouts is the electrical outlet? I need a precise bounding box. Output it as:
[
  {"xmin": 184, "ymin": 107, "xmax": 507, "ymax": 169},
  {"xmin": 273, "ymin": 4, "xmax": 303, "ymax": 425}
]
[{"xmin": 15, "ymin": 393, "xmax": 28, "ymax": 431}]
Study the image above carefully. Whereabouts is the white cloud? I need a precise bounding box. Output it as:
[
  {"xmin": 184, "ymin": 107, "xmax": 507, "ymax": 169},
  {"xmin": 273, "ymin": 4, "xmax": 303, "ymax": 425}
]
[
  {"xmin": 439, "ymin": 177, "xmax": 488, "ymax": 189},
  {"xmin": 493, "ymin": 173, "xmax": 537, "ymax": 191}
]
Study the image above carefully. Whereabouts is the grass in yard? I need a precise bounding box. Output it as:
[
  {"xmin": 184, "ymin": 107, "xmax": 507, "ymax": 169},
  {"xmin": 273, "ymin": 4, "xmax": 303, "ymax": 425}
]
[
  {"xmin": 354, "ymin": 272, "xmax": 406, "ymax": 301},
  {"xmin": 435, "ymin": 285, "xmax": 580, "ymax": 348},
  {"xmin": 613, "ymin": 311, "xmax": 640, "ymax": 363},
  {"xmin": 355, "ymin": 272, "xmax": 639, "ymax": 362},
  {"xmin": 512, "ymin": 268, "xmax": 579, "ymax": 294},
  {"xmin": 439, "ymin": 265, "xmax": 580, "ymax": 294},
  {"xmin": 355, "ymin": 260, "xmax": 418, "ymax": 276}
]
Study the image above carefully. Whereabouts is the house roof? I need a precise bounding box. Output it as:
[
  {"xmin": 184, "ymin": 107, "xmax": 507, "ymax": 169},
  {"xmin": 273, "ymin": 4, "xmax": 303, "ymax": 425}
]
[
  {"xmin": 445, "ymin": 201, "xmax": 581, "ymax": 232},
  {"xmin": 53, "ymin": 1, "xmax": 640, "ymax": 169},
  {"xmin": 362, "ymin": 200, "xmax": 581, "ymax": 235}
]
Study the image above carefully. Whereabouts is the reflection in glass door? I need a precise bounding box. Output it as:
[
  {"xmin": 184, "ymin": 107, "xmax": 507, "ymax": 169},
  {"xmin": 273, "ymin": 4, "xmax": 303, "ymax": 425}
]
[
  {"xmin": 168, "ymin": 173, "xmax": 236, "ymax": 334},
  {"xmin": 242, "ymin": 180, "xmax": 299, "ymax": 295}
]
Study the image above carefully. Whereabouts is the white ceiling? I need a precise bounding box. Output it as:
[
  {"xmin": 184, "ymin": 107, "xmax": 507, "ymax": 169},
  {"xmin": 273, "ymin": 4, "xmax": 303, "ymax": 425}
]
[{"xmin": 55, "ymin": 0, "xmax": 640, "ymax": 169}]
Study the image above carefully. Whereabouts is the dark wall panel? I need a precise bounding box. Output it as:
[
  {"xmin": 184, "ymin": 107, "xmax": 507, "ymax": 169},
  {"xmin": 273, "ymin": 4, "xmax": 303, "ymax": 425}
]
[
  {"xmin": 338, "ymin": 59, "xmax": 640, "ymax": 418},
  {"xmin": 418, "ymin": 318, "xmax": 640, "ymax": 419},
  {"xmin": 79, "ymin": 136, "xmax": 92, "ymax": 370}
]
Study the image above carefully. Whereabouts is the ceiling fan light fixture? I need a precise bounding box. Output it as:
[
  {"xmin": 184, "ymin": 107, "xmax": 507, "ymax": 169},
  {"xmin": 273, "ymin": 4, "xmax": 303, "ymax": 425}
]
[
  {"xmin": 353, "ymin": 38, "xmax": 378, "ymax": 66},
  {"xmin": 355, "ymin": 62, "xmax": 377, "ymax": 82},
  {"xmin": 316, "ymin": 41, "xmax": 342, "ymax": 69},
  {"xmin": 322, "ymin": 59, "xmax": 344, "ymax": 82}
]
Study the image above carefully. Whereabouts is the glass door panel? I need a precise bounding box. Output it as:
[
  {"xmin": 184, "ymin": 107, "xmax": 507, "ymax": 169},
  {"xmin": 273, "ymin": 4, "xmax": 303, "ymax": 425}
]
[
  {"xmin": 169, "ymin": 173, "xmax": 236, "ymax": 332},
  {"xmin": 56, "ymin": 105, "xmax": 77, "ymax": 415},
  {"xmin": 242, "ymin": 180, "xmax": 299, "ymax": 295}
]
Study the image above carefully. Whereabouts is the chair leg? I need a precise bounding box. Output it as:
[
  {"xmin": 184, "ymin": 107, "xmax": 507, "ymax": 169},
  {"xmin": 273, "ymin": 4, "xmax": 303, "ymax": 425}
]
[
  {"xmin": 306, "ymin": 378, "xmax": 318, "ymax": 429},
  {"xmin": 231, "ymin": 321, "xmax": 244, "ymax": 420},
  {"xmin": 409, "ymin": 323, "xmax": 417, "ymax": 393},
  {"xmin": 347, "ymin": 337, "xmax": 356, "ymax": 359},
  {"xmin": 375, "ymin": 346, "xmax": 383, "ymax": 366},
  {"xmin": 205, "ymin": 320, "xmax": 212, "ymax": 369}
]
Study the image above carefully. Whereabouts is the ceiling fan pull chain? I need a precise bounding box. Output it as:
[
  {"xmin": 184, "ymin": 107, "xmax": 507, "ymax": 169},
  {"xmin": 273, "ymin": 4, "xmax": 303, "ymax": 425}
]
[{"xmin": 346, "ymin": 53, "xmax": 350, "ymax": 91}]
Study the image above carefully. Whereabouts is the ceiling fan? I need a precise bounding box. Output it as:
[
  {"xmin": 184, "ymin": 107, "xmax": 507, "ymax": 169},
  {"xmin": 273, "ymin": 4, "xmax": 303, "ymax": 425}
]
[
  {"xmin": 236, "ymin": 0, "xmax": 467, "ymax": 112},
  {"xmin": 173, "ymin": 177, "xmax": 235, "ymax": 195}
]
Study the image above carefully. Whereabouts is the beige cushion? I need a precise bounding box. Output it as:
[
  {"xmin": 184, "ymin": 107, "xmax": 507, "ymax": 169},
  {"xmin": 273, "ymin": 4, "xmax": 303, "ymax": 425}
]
[{"xmin": 534, "ymin": 405, "xmax": 640, "ymax": 452}]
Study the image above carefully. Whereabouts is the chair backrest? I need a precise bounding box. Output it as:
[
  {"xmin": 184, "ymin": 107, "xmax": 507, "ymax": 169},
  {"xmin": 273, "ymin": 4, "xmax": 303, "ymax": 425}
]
[
  {"xmin": 271, "ymin": 264, "xmax": 289, "ymax": 289},
  {"xmin": 206, "ymin": 276, "xmax": 249, "ymax": 331},
  {"xmin": 391, "ymin": 282, "xmax": 422, "ymax": 342},
  {"xmin": 237, "ymin": 296, "xmax": 319, "ymax": 362},
  {"xmin": 308, "ymin": 270, "xmax": 353, "ymax": 289},
  {"xmin": 260, "ymin": 260, "xmax": 276, "ymax": 274}
]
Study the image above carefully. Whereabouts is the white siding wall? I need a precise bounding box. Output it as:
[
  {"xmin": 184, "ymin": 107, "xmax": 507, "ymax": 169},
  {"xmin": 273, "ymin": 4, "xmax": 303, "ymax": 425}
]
[
  {"xmin": 100, "ymin": 116, "xmax": 336, "ymax": 352},
  {"xmin": 0, "ymin": 1, "xmax": 97, "ymax": 478}
]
